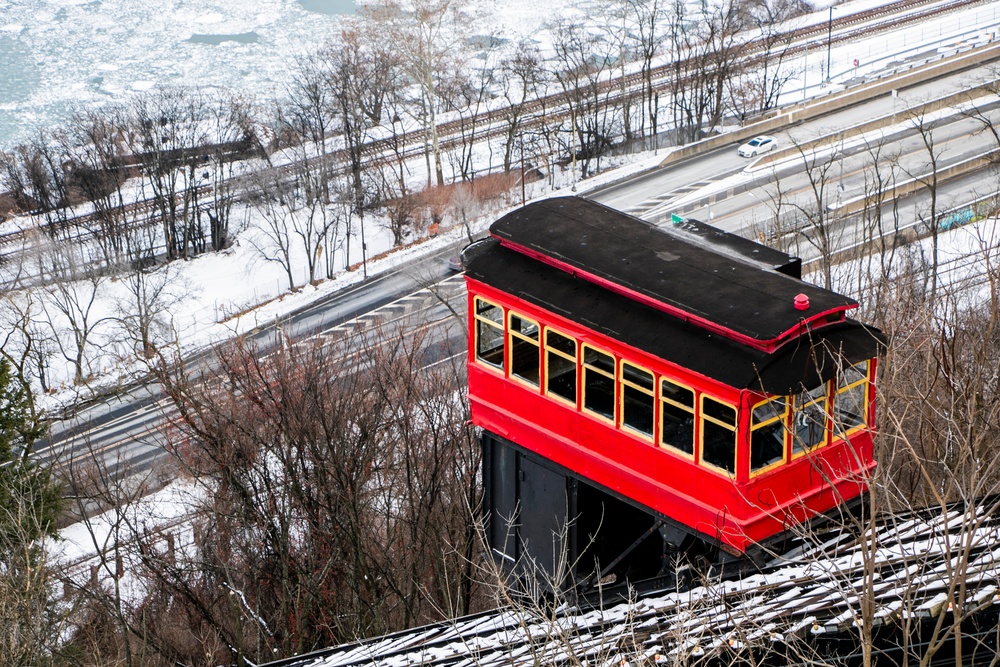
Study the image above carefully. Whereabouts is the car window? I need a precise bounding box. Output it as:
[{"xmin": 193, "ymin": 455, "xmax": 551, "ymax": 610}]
[{"xmin": 748, "ymin": 139, "xmax": 760, "ymax": 146}]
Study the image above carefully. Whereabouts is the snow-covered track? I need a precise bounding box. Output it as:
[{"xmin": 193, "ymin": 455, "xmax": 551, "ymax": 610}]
[{"xmin": 265, "ymin": 497, "xmax": 1000, "ymax": 666}]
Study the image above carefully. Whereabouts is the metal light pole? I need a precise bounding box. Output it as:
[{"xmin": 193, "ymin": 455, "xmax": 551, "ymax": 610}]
[
  {"xmin": 519, "ymin": 135, "xmax": 526, "ymax": 206},
  {"xmin": 570, "ymin": 106, "xmax": 578, "ymax": 192},
  {"xmin": 803, "ymin": 41, "xmax": 809, "ymax": 102},
  {"xmin": 826, "ymin": 6, "xmax": 833, "ymax": 83},
  {"xmin": 360, "ymin": 209, "xmax": 368, "ymax": 279}
]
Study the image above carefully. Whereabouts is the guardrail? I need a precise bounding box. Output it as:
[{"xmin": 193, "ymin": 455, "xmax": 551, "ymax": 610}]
[
  {"xmin": 657, "ymin": 39, "xmax": 1000, "ymax": 168},
  {"xmin": 833, "ymin": 148, "xmax": 999, "ymax": 216}
]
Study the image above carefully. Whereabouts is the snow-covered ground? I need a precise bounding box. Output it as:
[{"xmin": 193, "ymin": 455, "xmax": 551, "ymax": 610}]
[{"xmin": 0, "ymin": 0, "xmax": 995, "ymax": 409}]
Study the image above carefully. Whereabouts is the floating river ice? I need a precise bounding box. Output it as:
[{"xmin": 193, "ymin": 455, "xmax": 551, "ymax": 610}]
[{"xmin": 0, "ymin": 0, "xmax": 354, "ymax": 151}]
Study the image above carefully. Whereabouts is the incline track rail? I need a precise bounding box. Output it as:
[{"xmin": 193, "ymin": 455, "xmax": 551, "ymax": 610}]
[{"xmin": 265, "ymin": 497, "xmax": 1000, "ymax": 666}]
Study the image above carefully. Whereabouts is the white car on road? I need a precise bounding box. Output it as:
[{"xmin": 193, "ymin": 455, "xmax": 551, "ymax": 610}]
[{"xmin": 738, "ymin": 135, "xmax": 777, "ymax": 158}]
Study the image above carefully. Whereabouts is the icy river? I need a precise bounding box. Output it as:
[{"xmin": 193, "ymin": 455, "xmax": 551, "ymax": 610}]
[{"xmin": 0, "ymin": 0, "xmax": 355, "ymax": 151}]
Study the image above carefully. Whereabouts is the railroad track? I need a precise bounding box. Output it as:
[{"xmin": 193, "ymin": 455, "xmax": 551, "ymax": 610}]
[
  {"xmin": 265, "ymin": 497, "xmax": 1000, "ymax": 667},
  {"xmin": 421, "ymin": 0, "xmax": 996, "ymax": 153},
  {"xmin": 423, "ymin": 0, "xmax": 995, "ymax": 145}
]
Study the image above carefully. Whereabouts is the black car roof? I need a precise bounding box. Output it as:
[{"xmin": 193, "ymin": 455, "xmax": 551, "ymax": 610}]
[
  {"xmin": 486, "ymin": 197, "xmax": 855, "ymax": 350},
  {"xmin": 465, "ymin": 239, "xmax": 883, "ymax": 394}
]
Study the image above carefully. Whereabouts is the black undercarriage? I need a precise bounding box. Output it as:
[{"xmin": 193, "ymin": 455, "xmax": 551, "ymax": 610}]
[{"xmin": 482, "ymin": 430, "xmax": 866, "ymax": 605}]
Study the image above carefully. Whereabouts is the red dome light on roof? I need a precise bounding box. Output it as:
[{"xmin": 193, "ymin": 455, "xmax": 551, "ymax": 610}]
[{"xmin": 794, "ymin": 294, "xmax": 810, "ymax": 311}]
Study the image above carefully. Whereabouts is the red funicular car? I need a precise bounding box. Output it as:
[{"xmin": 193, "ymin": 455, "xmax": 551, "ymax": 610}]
[{"xmin": 466, "ymin": 197, "xmax": 883, "ymax": 592}]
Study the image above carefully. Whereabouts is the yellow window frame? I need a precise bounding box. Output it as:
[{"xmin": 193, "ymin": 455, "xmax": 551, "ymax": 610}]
[
  {"xmin": 473, "ymin": 296, "xmax": 505, "ymax": 372},
  {"xmin": 749, "ymin": 396, "xmax": 789, "ymax": 477},
  {"xmin": 581, "ymin": 344, "xmax": 616, "ymax": 424},
  {"xmin": 619, "ymin": 360, "xmax": 655, "ymax": 442},
  {"xmin": 791, "ymin": 383, "xmax": 831, "ymax": 459},
  {"xmin": 833, "ymin": 360, "xmax": 871, "ymax": 441},
  {"xmin": 699, "ymin": 394, "xmax": 737, "ymax": 476},
  {"xmin": 507, "ymin": 311, "xmax": 541, "ymax": 388},
  {"xmin": 543, "ymin": 327, "xmax": 578, "ymax": 407},
  {"xmin": 659, "ymin": 377, "xmax": 696, "ymax": 460}
]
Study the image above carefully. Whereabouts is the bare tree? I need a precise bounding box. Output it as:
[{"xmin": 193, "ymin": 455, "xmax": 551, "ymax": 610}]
[
  {"xmin": 905, "ymin": 113, "xmax": 948, "ymax": 305},
  {"xmin": 61, "ymin": 110, "xmax": 135, "ymax": 267},
  {"xmin": 551, "ymin": 20, "xmax": 618, "ymax": 179},
  {"xmin": 441, "ymin": 51, "xmax": 492, "ymax": 181},
  {"xmin": 668, "ymin": 1, "xmax": 746, "ymax": 143},
  {"xmin": 624, "ymin": 0, "xmax": 669, "ymax": 141},
  {"xmin": 202, "ymin": 93, "xmax": 260, "ymax": 253},
  {"xmin": 123, "ymin": 89, "xmax": 237, "ymax": 261},
  {"xmin": 323, "ymin": 25, "xmax": 402, "ymax": 214},
  {"xmin": 64, "ymin": 455, "xmax": 152, "ymax": 667},
  {"xmin": 726, "ymin": 0, "xmax": 800, "ymax": 120},
  {"xmin": 0, "ymin": 133, "xmax": 73, "ymax": 240},
  {"xmin": 283, "ymin": 54, "xmax": 339, "ymax": 157},
  {"xmin": 114, "ymin": 250, "xmax": 185, "ymax": 362},
  {"xmin": 852, "ymin": 237, "xmax": 1000, "ymax": 666},
  {"xmin": 0, "ymin": 291, "xmax": 56, "ymax": 398},
  {"xmin": 247, "ymin": 170, "xmax": 296, "ymax": 291},
  {"xmin": 88, "ymin": 322, "xmax": 481, "ymax": 664},
  {"xmin": 125, "ymin": 90, "xmax": 195, "ymax": 260},
  {"xmin": 496, "ymin": 40, "xmax": 548, "ymax": 175},
  {"xmin": 960, "ymin": 73, "xmax": 1000, "ymax": 152},
  {"xmin": 599, "ymin": 1, "xmax": 637, "ymax": 144},
  {"xmin": 36, "ymin": 236, "xmax": 112, "ymax": 385},
  {"xmin": 855, "ymin": 137, "xmax": 903, "ymax": 309},
  {"xmin": 379, "ymin": 185, "xmax": 421, "ymax": 247},
  {"xmin": 247, "ymin": 156, "xmax": 342, "ymax": 290},
  {"xmin": 782, "ymin": 140, "xmax": 846, "ymax": 291},
  {"xmin": 366, "ymin": 0, "xmax": 472, "ymax": 188}
]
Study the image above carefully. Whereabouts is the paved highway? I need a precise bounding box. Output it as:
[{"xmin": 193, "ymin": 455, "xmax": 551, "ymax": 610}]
[
  {"xmin": 593, "ymin": 59, "xmax": 1000, "ymax": 223},
  {"xmin": 589, "ymin": 60, "xmax": 1000, "ymax": 279}
]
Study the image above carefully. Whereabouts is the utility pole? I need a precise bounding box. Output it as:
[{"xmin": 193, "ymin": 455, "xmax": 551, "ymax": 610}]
[{"xmin": 826, "ymin": 6, "xmax": 833, "ymax": 83}]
